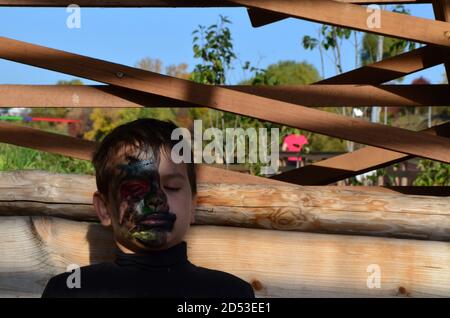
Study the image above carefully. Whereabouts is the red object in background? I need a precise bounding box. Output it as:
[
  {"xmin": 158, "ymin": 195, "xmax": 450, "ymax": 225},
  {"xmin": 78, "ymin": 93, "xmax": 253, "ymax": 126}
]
[
  {"xmin": 283, "ymin": 134, "xmax": 308, "ymax": 162},
  {"xmin": 31, "ymin": 117, "xmax": 81, "ymax": 123}
]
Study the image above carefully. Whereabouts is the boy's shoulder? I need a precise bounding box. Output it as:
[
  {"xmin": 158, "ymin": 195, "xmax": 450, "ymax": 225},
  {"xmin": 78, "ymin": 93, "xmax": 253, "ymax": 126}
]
[
  {"xmin": 188, "ymin": 264, "xmax": 255, "ymax": 298},
  {"xmin": 41, "ymin": 262, "xmax": 115, "ymax": 298},
  {"xmin": 41, "ymin": 261, "xmax": 256, "ymax": 298}
]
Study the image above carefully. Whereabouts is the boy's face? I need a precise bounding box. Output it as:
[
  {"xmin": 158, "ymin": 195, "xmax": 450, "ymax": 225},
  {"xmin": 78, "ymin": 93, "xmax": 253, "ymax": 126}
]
[{"xmin": 94, "ymin": 145, "xmax": 196, "ymax": 253}]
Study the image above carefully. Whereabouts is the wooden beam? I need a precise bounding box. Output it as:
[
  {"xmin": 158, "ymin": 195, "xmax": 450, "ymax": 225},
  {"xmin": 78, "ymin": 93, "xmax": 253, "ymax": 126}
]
[
  {"xmin": 3, "ymin": 84, "xmax": 450, "ymax": 107},
  {"xmin": 247, "ymin": 1, "xmax": 430, "ymax": 27},
  {"xmin": 433, "ymin": 0, "xmax": 450, "ymax": 81},
  {"xmin": 0, "ymin": 0, "xmax": 429, "ymax": 7},
  {"xmin": 271, "ymin": 46, "xmax": 450, "ymax": 184},
  {"xmin": 0, "ymin": 121, "xmax": 95, "ymax": 160},
  {"xmin": 317, "ymin": 46, "xmax": 450, "ymax": 84},
  {"xmin": 1, "ymin": 170, "xmax": 449, "ymax": 241},
  {"xmin": 0, "ymin": 84, "xmax": 196, "ymax": 108},
  {"xmin": 1, "ymin": 216, "xmax": 449, "ymax": 297},
  {"xmin": 272, "ymin": 122, "xmax": 450, "ymax": 185},
  {"xmin": 227, "ymin": 84, "xmax": 450, "ymax": 107},
  {"xmin": 1, "ymin": 37, "xmax": 450, "ymax": 162},
  {"xmin": 231, "ymin": 0, "xmax": 450, "ymax": 48}
]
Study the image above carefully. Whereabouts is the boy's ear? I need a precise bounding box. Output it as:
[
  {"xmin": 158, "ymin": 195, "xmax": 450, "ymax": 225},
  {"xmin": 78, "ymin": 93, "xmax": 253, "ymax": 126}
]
[
  {"xmin": 190, "ymin": 194, "xmax": 197, "ymax": 224},
  {"xmin": 93, "ymin": 191, "xmax": 112, "ymax": 227}
]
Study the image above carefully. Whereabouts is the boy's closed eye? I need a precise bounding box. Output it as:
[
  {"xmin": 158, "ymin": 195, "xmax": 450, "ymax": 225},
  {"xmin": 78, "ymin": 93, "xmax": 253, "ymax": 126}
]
[
  {"xmin": 161, "ymin": 172, "xmax": 187, "ymax": 192},
  {"xmin": 164, "ymin": 185, "xmax": 182, "ymax": 192}
]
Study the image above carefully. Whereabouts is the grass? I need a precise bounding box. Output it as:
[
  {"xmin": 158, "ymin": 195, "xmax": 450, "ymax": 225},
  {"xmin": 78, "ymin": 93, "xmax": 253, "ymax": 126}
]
[{"xmin": 0, "ymin": 143, "xmax": 94, "ymax": 175}]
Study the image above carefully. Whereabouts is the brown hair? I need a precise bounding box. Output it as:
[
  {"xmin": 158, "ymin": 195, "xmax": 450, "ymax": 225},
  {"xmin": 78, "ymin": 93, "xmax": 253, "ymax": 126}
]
[{"xmin": 92, "ymin": 118, "xmax": 196, "ymax": 200}]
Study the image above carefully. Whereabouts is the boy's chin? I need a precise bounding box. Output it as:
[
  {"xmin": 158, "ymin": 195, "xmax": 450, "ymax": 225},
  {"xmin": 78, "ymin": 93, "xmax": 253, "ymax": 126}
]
[{"xmin": 118, "ymin": 230, "xmax": 175, "ymax": 253}]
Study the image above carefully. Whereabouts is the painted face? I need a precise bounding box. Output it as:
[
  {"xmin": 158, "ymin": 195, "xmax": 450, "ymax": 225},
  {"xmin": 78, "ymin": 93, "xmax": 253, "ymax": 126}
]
[{"xmin": 114, "ymin": 152, "xmax": 177, "ymax": 249}]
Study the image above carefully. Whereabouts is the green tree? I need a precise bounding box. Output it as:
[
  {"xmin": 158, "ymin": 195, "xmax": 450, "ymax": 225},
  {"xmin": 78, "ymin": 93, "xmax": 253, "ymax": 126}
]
[{"xmin": 414, "ymin": 160, "xmax": 450, "ymax": 186}]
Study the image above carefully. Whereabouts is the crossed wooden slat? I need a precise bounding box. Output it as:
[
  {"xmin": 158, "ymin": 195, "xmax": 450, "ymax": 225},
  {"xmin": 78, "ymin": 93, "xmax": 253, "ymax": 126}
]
[
  {"xmin": 1, "ymin": 84, "xmax": 450, "ymax": 107},
  {"xmin": 271, "ymin": 0, "xmax": 450, "ymax": 185},
  {"xmin": 0, "ymin": 1, "xmax": 449, "ymax": 186},
  {"xmin": 1, "ymin": 36, "xmax": 450, "ymax": 163}
]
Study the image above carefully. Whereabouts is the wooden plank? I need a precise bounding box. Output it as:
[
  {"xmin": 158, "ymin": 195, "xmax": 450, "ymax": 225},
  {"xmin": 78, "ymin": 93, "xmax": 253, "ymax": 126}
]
[
  {"xmin": 1, "ymin": 37, "xmax": 450, "ymax": 162},
  {"xmin": 0, "ymin": 84, "xmax": 195, "ymax": 108},
  {"xmin": 0, "ymin": 216, "xmax": 449, "ymax": 297},
  {"xmin": 230, "ymin": 0, "xmax": 450, "ymax": 48},
  {"xmin": 227, "ymin": 84, "xmax": 450, "ymax": 107},
  {"xmin": 1, "ymin": 170, "xmax": 449, "ymax": 241},
  {"xmin": 3, "ymin": 84, "xmax": 450, "ymax": 107},
  {"xmin": 272, "ymin": 122, "xmax": 450, "ymax": 185},
  {"xmin": 0, "ymin": 0, "xmax": 429, "ymax": 7},
  {"xmin": 0, "ymin": 121, "xmax": 95, "ymax": 160},
  {"xmin": 433, "ymin": 0, "xmax": 450, "ymax": 81},
  {"xmin": 247, "ymin": 1, "xmax": 430, "ymax": 27},
  {"xmin": 268, "ymin": 48, "xmax": 450, "ymax": 184},
  {"xmin": 317, "ymin": 46, "xmax": 450, "ymax": 84}
]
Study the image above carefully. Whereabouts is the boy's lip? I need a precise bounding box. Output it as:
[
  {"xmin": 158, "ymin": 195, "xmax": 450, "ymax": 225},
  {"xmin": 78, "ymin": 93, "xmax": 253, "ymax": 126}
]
[{"xmin": 137, "ymin": 212, "xmax": 176, "ymax": 227}]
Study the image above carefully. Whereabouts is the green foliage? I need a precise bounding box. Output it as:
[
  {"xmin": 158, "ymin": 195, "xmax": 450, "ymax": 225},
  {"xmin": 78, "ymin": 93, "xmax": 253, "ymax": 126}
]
[
  {"xmin": 360, "ymin": 34, "xmax": 416, "ymax": 66},
  {"xmin": 360, "ymin": 5, "xmax": 416, "ymax": 67},
  {"xmin": 0, "ymin": 143, "xmax": 94, "ymax": 174},
  {"xmin": 302, "ymin": 25, "xmax": 351, "ymax": 74},
  {"xmin": 84, "ymin": 108, "xmax": 177, "ymax": 142},
  {"xmin": 190, "ymin": 15, "xmax": 236, "ymax": 85},
  {"xmin": 413, "ymin": 160, "xmax": 450, "ymax": 186}
]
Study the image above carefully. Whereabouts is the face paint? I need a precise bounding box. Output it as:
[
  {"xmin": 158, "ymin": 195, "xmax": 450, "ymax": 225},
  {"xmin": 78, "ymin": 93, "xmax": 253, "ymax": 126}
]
[{"xmin": 115, "ymin": 153, "xmax": 177, "ymax": 248}]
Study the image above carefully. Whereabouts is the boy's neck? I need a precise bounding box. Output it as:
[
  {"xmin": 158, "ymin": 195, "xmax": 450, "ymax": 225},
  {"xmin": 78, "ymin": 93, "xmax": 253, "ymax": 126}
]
[{"xmin": 115, "ymin": 240, "xmax": 175, "ymax": 254}]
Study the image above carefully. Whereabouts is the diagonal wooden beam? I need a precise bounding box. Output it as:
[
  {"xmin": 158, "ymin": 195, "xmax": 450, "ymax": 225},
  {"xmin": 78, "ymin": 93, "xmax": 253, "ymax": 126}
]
[
  {"xmin": 247, "ymin": 0, "xmax": 430, "ymax": 27},
  {"xmin": 433, "ymin": 0, "xmax": 450, "ymax": 81},
  {"xmin": 317, "ymin": 45, "xmax": 450, "ymax": 84},
  {"xmin": 271, "ymin": 122, "xmax": 450, "ymax": 185},
  {"xmin": 226, "ymin": 84, "xmax": 450, "ymax": 107},
  {"xmin": 272, "ymin": 46, "xmax": 450, "ymax": 183},
  {"xmin": 1, "ymin": 36, "xmax": 450, "ymax": 162},
  {"xmin": 231, "ymin": 0, "xmax": 450, "ymax": 48},
  {"xmin": 2, "ymin": 84, "xmax": 450, "ymax": 108},
  {"xmin": 0, "ymin": 121, "xmax": 95, "ymax": 160}
]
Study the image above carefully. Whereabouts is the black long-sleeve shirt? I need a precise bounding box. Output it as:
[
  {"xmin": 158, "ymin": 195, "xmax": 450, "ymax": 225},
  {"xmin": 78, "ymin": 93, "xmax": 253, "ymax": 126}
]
[{"xmin": 41, "ymin": 241, "xmax": 255, "ymax": 298}]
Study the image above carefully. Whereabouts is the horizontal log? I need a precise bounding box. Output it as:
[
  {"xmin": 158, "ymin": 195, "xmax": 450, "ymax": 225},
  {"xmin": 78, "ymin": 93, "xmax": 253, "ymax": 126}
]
[
  {"xmin": 3, "ymin": 84, "xmax": 450, "ymax": 107},
  {"xmin": 2, "ymin": 37, "xmax": 450, "ymax": 163},
  {"xmin": 1, "ymin": 171, "xmax": 449, "ymax": 241},
  {"xmin": 0, "ymin": 216, "xmax": 448, "ymax": 297}
]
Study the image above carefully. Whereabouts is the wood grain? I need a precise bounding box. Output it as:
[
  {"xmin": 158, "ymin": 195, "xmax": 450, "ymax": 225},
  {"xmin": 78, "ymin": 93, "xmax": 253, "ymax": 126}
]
[
  {"xmin": 0, "ymin": 216, "xmax": 449, "ymax": 297},
  {"xmin": 1, "ymin": 171, "xmax": 449, "ymax": 241}
]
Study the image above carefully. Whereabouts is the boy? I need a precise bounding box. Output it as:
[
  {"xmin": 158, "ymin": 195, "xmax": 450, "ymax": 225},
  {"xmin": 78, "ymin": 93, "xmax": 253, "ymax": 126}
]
[{"xmin": 42, "ymin": 118, "xmax": 255, "ymax": 298}]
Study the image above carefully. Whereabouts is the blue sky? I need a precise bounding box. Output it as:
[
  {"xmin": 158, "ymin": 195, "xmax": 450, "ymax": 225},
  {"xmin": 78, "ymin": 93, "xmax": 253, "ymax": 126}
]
[{"xmin": 0, "ymin": 4, "xmax": 445, "ymax": 86}]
